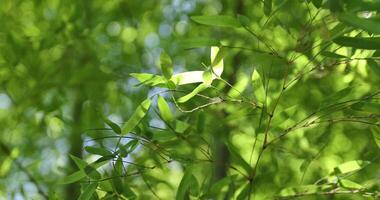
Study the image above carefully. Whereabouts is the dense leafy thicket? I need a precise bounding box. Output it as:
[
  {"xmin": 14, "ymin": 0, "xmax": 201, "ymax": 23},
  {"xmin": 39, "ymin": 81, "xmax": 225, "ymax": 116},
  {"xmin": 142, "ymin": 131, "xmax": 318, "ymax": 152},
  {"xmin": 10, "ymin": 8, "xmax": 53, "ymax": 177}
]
[{"xmin": 1, "ymin": 0, "xmax": 380, "ymax": 199}]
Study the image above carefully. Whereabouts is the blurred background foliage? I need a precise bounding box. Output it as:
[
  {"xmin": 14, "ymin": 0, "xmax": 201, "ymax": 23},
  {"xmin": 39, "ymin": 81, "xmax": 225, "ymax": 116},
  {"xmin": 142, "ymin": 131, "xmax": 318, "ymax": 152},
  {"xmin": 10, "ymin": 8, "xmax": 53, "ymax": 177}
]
[{"xmin": 0, "ymin": 0, "xmax": 380, "ymax": 199}]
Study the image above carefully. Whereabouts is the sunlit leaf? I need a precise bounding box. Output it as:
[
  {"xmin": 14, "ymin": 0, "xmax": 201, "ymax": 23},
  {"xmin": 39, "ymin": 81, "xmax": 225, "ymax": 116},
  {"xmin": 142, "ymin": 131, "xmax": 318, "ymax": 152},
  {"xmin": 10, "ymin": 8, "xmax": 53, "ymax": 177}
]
[
  {"xmin": 122, "ymin": 98, "xmax": 152, "ymax": 135},
  {"xmin": 331, "ymin": 160, "xmax": 370, "ymax": 175},
  {"xmin": 338, "ymin": 179, "xmax": 364, "ymax": 190},
  {"xmin": 227, "ymin": 74, "xmax": 249, "ymax": 98},
  {"xmin": 279, "ymin": 185, "xmax": 333, "ymax": 197},
  {"xmin": 171, "ymin": 71, "xmax": 204, "ymax": 85},
  {"xmin": 252, "ymin": 69, "xmax": 265, "ymax": 103},
  {"xmin": 210, "ymin": 46, "xmax": 224, "ymax": 77},
  {"xmin": 191, "ymin": 15, "xmax": 241, "ymax": 28},
  {"xmin": 177, "ymin": 83, "xmax": 208, "ymax": 103},
  {"xmin": 160, "ymin": 51, "xmax": 173, "ymax": 79},
  {"xmin": 237, "ymin": 183, "xmax": 251, "ymax": 200},
  {"xmin": 157, "ymin": 95, "xmax": 174, "ymax": 122},
  {"xmin": 320, "ymin": 51, "xmax": 347, "ymax": 58},
  {"xmin": 226, "ymin": 142, "xmax": 252, "ymax": 176},
  {"xmin": 333, "ymin": 36, "xmax": 380, "ymax": 50},
  {"xmin": 130, "ymin": 73, "xmax": 167, "ymax": 87}
]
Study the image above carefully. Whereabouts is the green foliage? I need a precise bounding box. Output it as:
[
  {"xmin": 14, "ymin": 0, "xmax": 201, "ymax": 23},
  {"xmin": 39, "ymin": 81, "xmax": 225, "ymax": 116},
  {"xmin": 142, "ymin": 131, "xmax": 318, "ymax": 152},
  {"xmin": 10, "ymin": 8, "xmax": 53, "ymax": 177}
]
[{"xmin": 1, "ymin": 0, "xmax": 380, "ymax": 199}]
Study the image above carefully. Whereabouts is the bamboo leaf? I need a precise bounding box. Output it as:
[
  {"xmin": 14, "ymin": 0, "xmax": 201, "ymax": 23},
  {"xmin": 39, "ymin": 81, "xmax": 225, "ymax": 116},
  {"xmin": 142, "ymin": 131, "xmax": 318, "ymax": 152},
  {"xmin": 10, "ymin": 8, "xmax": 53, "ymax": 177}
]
[
  {"xmin": 191, "ymin": 15, "xmax": 241, "ymax": 28},
  {"xmin": 176, "ymin": 168, "xmax": 198, "ymax": 200},
  {"xmin": 181, "ymin": 37, "xmax": 220, "ymax": 49},
  {"xmin": 333, "ymin": 36, "xmax": 380, "ymax": 50},
  {"xmin": 331, "ymin": 160, "xmax": 370, "ymax": 175},
  {"xmin": 338, "ymin": 13, "xmax": 380, "ymax": 34},
  {"xmin": 177, "ymin": 83, "xmax": 208, "ymax": 103},
  {"xmin": 226, "ymin": 142, "xmax": 252, "ymax": 176},
  {"xmin": 122, "ymin": 98, "xmax": 152, "ymax": 135},
  {"xmin": 160, "ymin": 51, "xmax": 173, "ymax": 79},
  {"xmin": 264, "ymin": 0, "xmax": 272, "ymax": 16},
  {"xmin": 59, "ymin": 160, "xmax": 109, "ymax": 184},
  {"xmin": 60, "ymin": 171, "xmax": 85, "ymax": 184},
  {"xmin": 320, "ymin": 51, "xmax": 347, "ymax": 58},
  {"xmin": 210, "ymin": 46, "xmax": 224, "ymax": 77},
  {"xmin": 237, "ymin": 183, "xmax": 251, "ymax": 200},
  {"xmin": 78, "ymin": 183, "xmax": 98, "ymax": 200},
  {"xmin": 85, "ymin": 146, "xmax": 113, "ymax": 157},
  {"xmin": 130, "ymin": 73, "xmax": 167, "ymax": 87},
  {"xmin": 171, "ymin": 71, "xmax": 204, "ymax": 85},
  {"xmin": 69, "ymin": 154, "xmax": 87, "ymax": 170},
  {"xmin": 103, "ymin": 117, "xmax": 121, "ymax": 134},
  {"xmin": 157, "ymin": 95, "xmax": 174, "ymax": 122},
  {"xmin": 252, "ymin": 69, "xmax": 265, "ymax": 103},
  {"xmin": 371, "ymin": 126, "xmax": 380, "ymax": 149}
]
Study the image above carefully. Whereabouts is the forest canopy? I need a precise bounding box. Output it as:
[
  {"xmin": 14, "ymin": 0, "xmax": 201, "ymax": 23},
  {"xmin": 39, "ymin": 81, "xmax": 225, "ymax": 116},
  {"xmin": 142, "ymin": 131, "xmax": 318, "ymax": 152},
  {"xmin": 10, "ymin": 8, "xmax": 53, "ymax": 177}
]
[{"xmin": 0, "ymin": 0, "xmax": 380, "ymax": 199}]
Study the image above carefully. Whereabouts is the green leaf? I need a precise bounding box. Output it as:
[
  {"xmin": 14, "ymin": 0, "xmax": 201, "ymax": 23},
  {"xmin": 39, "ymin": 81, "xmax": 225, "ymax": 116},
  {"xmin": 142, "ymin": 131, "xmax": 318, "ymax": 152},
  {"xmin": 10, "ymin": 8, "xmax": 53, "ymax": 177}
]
[
  {"xmin": 60, "ymin": 160, "xmax": 108, "ymax": 184},
  {"xmin": 177, "ymin": 83, "xmax": 208, "ymax": 103},
  {"xmin": 122, "ymin": 98, "xmax": 152, "ymax": 135},
  {"xmin": 252, "ymin": 69, "xmax": 265, "ymax": 103},
  {"xmin": 264, "ymin": 0, "xmax": 272, "ymax": 16},
  {"xmin": 237, "ymin": 183, "xmax": 251, "ymax": 200},
  {"xmin": 237, "ymin": 14, "xmax": 250, "ymax": 27},
  {"xmin": 371, "ymin": 126, "xmax": 380, "ymax": 149},
  {"xmin": 338, "ymin": 179, "xmax": 364, "ymax": 190},
  {"xmin": 320, "ymin": 87, "xmax": 352, "ymax": 108},
  {"xmin": 119, "ymin": 139, "xmax": 139, "ymax": 157},
  {"xmin": 210, "ymin": 46, "xmax": 224, "ymax": 77},
  {"xmin": 176, "ymin": 168, "xmax": 198, "ymax": 200},
  {"xmin": 160, "ymin": 51, "xmax": 173, "ymax": 79},
  {"xmin": 103, "ymin": 117, "xmax": 121, "ymax": 134},
  {"xmin": 279, "ymin": 185, "xmax": 333, "ymax": 197},
  {"xmin": 69, "ymin": 154, "xmax": 87, "ymax": 169},
  {"xmin": 85, "ymin": 146, "xmax": 113, "ymax": 157},
  {"xmin": 157, "ymin": 96, "xmax": 174, "ymax": 122},
  {"xmin": 338, "ymin": 13, "xmax": 380, "ymax": 34},
  {"xmin": 208, "ymin": 176, "xmax": 231, "ymax": 197},
  {"xmin": 320, "ymin": 51, "xmax": 347, "ymax": 58},
  {"xmin": 180, "ymin": 37, "xmax": 220, "ymax": 49},
  {"xmin": 351, "ymin": 102, "xmax": 380, "ymax": 112},
  {"xmin": 367, "ymin": 59, "xmax": 380, "ymax": 77},
  {"xmin": 171, "ymin": 71, "xmax": 204, "ymax": 85},
  {"xmin": 115, "ymin": 157, "xmax": 124, "ymax": 175},
  {"xmin": 333, "ymin": 36, "xmax": 380, "ymax": 50},
  {"xmin": 84, "ymin": 165, "xmax": 101, "ymax": 180},
  {"xmin": 60, "ymin": 171, "xmax": 85, "ymax": 184},
  {"xmin": 78, "ymin": 183, "xmax": 98, "ymax": 200},
  {"xmin": 191, "ymin": 15, "xmax": 241, "ymax": 28},
  {"xmin": 311, "ymin": 0, "xmax": 323, "ymax": 8},
  {"xmin": 174, "ymin": 120, "xmax": 190, "ymax": 133},
  {"xmin": 331, "ymin": 160, "xmax": 370, "ymax": 175},
  {"xmin": 130, "ymin": 73, "xmax": 167, "ymax": 87},
  {"xmin": 226, "ymin": 142, "xmax": 252, "ymax": 176}
]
